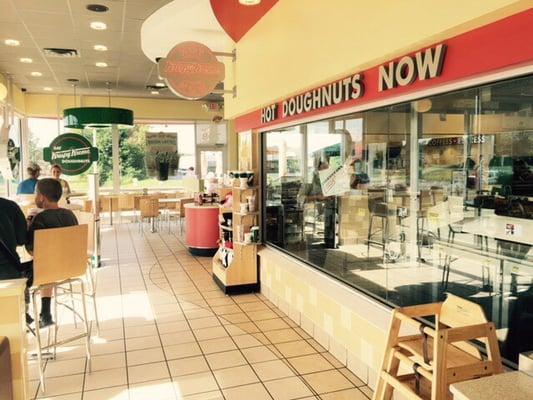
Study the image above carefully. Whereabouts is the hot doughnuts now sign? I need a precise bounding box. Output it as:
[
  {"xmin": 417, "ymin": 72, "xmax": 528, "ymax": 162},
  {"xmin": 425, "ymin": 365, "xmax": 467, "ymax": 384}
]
[
  {"xmin": 159, "ymin": 41, "xmax": 225, "ymax": 100},
  {"xmin": 260, "ymin": 44, "xmax": 446, "ymax": 124}
]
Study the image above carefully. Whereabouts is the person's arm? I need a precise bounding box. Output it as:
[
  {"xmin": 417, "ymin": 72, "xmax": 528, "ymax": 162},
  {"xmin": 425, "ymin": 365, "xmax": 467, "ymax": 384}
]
[
  {"xmin": 64, "ymin": 179, "xmax": 72, "ymax": 195},
  {"xmin": 13, "ymin": 204, "xmax": 27, "ymax": 246},
  {"xmin": 25, "ymin": 216, "xmax": 44, "ymax": 255}
]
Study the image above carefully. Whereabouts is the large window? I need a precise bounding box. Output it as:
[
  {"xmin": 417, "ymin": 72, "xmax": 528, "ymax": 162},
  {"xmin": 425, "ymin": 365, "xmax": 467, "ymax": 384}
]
[
  {"xmin": 119, "ymin": 123, "xmax": 197, "ymax": 190},
  {"xmin": 263, "ymin": 74, "xmax": 533, "ymax": 366}
]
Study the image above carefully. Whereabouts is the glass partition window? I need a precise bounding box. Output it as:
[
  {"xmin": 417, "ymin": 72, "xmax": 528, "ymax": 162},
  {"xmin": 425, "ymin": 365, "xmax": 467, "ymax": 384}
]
[{"xmin": 263, "ymin": 74, "xmax": 533, "ymax": 366}]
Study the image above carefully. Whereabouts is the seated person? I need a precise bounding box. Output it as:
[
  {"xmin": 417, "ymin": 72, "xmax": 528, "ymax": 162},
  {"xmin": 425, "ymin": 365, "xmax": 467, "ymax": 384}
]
[
  {"xmin": 50, "ymin": 164, "xmax": 72, "ymax": 203},
  {"xmin": 17, "ymin": 163, "xmax": 41, "ymax": 195},
  {"xmin": 26, "ymin": 178, "xmax": 79, "ymax": 327},
  {"xmin": 0, "ymin": 198, "xmax": 27, "ymax": 280}
]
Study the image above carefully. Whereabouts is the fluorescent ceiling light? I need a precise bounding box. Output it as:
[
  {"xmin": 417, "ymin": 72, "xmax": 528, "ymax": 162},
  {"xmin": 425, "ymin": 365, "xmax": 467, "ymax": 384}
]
[
  {"xmin": 4, "ymin": 39, "xmax": 20, "ymax": 46},
  {"xmin": 155, "ymin": 82, "xmax": 165, "ymax": 87},
  {"xmin": 30, "ymin": 71, "xmax": 42, "ymax": 77},
  {"xmin": 93, "ymin": 44, "xmax": 107, "ymax": 51},
  {"xmin": 239, "ymin": 0, "xmax": 261, "ymax": 4},
  {"xmin": 90, "ymin": 21, "xmax": 107, "ymax": 30},
  {"xmin": 43, "ymin": 87, "xmax": 53, "ymax": 91},
  {"xmin": 95, "ymin": 62, "xmax": 108, "ymax": 68},
  {"xmin": 20, "ymin": 57, "xmax": 33, "ymax": 63},
  {"xmin": 151, "ymin": 91, "xmax": 159, "ymax": 95}
]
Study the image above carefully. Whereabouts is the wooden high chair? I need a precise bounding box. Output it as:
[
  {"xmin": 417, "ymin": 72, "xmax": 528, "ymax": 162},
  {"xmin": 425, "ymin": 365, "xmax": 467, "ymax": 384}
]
[
  {"xmin": 30, "ymin": 225, "xmax": 91, "ymax": 392},
  {"xmin": 373, "ymin": 294, "xmax": 502, "ymax": 400}
]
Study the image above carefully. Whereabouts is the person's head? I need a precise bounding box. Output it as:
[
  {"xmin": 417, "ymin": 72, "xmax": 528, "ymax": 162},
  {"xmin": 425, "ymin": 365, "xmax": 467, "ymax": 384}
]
[
  {"xmin": 35, "ymin": 178, "xmax": 62, "ymax": 209},
  {"xmin": 27, "ymin": 163, "xmax": 41, "ymax": 179},
  {"xmin": 188, "ymin": 166, "xmax": 194, "ymax": 171},
  {"xmin": 51, "ymin": 164, "xmax": 62, "ymax": 180}
]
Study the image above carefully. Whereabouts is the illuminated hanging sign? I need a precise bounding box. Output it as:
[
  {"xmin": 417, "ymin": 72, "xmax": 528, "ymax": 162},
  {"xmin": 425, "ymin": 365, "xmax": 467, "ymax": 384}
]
[
  {"xmin": 260, "ymin": 44, "xmax": 446, "ymax": 124},
  {"xmin": 158, "ymin": 41, "xmax": 225, "ymax": 100},
  {"xmin": 43, "ymin": 133, "xmax": 99, "ymax": 175}
]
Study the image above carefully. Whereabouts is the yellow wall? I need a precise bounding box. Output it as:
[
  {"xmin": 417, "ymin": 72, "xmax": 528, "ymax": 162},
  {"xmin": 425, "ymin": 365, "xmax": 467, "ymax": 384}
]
[
  {"xmin": 224, "ymin": 0, "xmax": 531, "ymax": 118},
  {"xmin": 23, "ymin": 93, "xmax": 213, "ymax": 121},
  {"xmin": 259, "ymin": 248, "xmax": 393, "ymax": 388},
  {"xmin": 0, "ymin": 73, "xmax": 26, "ymax": 115}
]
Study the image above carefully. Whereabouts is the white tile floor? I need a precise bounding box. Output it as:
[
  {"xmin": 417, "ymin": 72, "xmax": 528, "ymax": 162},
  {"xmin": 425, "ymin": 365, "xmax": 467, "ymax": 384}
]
[{"xmin": 27, "ymin": 222, "xmax": 372, "ymax": 400}]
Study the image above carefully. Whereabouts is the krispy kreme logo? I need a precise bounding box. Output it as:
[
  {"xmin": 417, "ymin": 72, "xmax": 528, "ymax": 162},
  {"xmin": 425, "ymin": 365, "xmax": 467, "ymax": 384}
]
[{"xmin": 158, "ymin": 41, "xmax": 225, "ymax": 100}]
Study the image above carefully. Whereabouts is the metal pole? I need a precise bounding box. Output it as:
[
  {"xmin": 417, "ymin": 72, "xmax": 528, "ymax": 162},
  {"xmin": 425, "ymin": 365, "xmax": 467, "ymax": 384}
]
[{"xmin": 111, "ymin": 124, "xmax": 120, "ymax": 194}]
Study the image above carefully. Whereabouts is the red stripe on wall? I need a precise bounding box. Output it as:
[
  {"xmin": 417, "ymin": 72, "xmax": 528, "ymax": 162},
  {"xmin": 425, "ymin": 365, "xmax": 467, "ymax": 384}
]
[{"xmin": 235, "ymin": 9, "xmax": 533, "ymax": 132}]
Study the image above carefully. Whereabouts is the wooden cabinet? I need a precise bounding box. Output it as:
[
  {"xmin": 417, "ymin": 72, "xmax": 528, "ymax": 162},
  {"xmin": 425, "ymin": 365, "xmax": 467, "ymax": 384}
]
[{"xmin": 212, "ymin": 184, "xmax": 260, "ymax": 294}]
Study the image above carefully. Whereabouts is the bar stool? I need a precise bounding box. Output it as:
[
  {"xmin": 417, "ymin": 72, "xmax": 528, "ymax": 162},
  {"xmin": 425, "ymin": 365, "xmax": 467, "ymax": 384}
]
[
  {"xmin": 30, "ymin": 225, "xmax": 91, "ymax": 392},
  {"xmin": 367, "ymin": 201, "xmax": 391, "ymax": 260},
  {"xmin": 117, "ymin": 193, "xmax": 135, "ymax": 223},
  {"xmin": 77, "ymin": 211, "xmax": 100, "ymax": 334},
  {"xmin": 139, "ymin": 197, "xmax": 160, "ymax": 233}
]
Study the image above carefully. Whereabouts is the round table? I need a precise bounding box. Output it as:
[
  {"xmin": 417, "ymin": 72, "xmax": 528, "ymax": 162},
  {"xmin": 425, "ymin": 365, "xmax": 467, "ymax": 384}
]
[{"xmin": 184, "ymin": 203, "xmax": 219, "ymax": 256}]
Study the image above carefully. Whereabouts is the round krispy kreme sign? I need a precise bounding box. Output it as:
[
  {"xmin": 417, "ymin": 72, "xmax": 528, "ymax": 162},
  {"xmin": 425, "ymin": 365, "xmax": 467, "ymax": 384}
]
[
  {"xmin": 158, "ymin": 41, "xmax": 225, "ymax": 100},
  {"xmin": 43, "ymin": 133, "xmax": 98, "ymax": 175}
]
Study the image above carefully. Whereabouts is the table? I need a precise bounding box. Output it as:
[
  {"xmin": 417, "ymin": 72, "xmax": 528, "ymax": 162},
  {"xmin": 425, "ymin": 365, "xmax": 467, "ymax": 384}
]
[
  {"xmin": 184, "ymin": 204, "xmax": 219, "ymax": 256},
  {"xmin": 100, "ymin": 195, "xmax": 118, "ymax": 225},
  {"xmin": 462, "ymin": 214, "xmax": 533, "ymax": 246},
  {"xmin": 0, "ymin": 279, "xmax": 30, "ymax": 400},
  {"xmin": 450, "ymin": 371, "xmax": 533, "ymax": 400}
]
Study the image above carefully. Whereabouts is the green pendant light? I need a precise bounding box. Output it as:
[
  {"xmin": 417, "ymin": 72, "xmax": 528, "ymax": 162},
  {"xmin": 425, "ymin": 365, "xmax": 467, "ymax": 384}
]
[
  {"xmin": 63, "ymin": 82, "xmax": 134, "ymax": 128},
  {"xmin": 63, "ymin": 107, "xmax": 134, "ymax": 128}
]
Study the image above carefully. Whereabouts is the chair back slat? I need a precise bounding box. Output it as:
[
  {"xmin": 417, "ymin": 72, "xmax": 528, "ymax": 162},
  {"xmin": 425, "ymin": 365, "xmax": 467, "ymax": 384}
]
[
  {"xmin": 32, "ymin": 225, "xmax": 88, "ymax": 286},
  {"xmin": 439, "ymin": 293, "xmax": 487, "ymax": 328}
]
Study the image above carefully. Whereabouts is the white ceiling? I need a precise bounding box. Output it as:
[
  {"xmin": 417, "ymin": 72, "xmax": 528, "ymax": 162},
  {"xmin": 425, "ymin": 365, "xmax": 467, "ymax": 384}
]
[
  {"xmin": 141, "ymin": 0, "xmax": 229, "ymax": 64},
  {"xmin": 0, "ymin": 0, "xmax": 214, "ymax": 99}
]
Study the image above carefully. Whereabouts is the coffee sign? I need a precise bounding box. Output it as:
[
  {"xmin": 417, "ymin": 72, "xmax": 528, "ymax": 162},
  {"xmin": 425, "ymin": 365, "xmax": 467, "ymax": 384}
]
[
  {"xmin": 158, "ymin": 41, "xmax": 225, "ymax": 100},
  {"xmin": 43, "ymin": 133, "xmax": 98, "ymax": 175}
]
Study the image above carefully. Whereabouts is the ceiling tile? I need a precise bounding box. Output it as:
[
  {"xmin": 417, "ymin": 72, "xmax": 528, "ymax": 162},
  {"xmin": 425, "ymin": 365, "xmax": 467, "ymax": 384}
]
[
  {"xmin": 14, "ymin": 0, "xmax": 70, "ymax": 13},
  {"xmin": 19, "ymin": 10, "xmax": 72, "ymax": 27}
]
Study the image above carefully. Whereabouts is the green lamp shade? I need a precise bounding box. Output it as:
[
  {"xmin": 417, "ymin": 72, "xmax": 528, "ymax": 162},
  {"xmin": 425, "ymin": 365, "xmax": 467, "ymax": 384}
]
[{"xmin": 63, "ymin": 107, "xmax": 134, "ymax": 128}]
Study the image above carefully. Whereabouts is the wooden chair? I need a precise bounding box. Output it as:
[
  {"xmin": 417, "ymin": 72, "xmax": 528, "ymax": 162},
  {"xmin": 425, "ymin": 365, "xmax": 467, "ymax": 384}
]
[
  {"xmin": 99, "ymin": 195, "xmax": 118, "ymax": 224},
  {"xmin": 178, "ymin": 198, "xmax": 195, "ymax": 234},
  {"xmin": 374, "ymin": 294, "xmax": 502, "ymax": 400},
  {"xmin": 139, "ymin": 197, "xmax": 160, "ymax": 233},
  {"xmin": 118, "ymin": 193, "xmax": 135, "ymax": 223},
  {"xmin": 77, "ymin": 211, "xmax": 100, "ymax": 334},
  {"xmin": 30, "ymin": 225, "xmax": 91, "ymax": 392}
]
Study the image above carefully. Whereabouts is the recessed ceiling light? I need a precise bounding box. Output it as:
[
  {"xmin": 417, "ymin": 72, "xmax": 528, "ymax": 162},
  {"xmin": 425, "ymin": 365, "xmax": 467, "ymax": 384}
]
[
  {"xmin": 4, "ymin": 39, "xmax": 20, "ymax": 46},
  {"xmin": 155, "ymin": 82, "xmax": 165, "ymax": 87},
  {"xmin": 90, "ymin": 21, "xmax": 107, "ymax": 30},
  {"xmin": 93, "ymin": 44, "xmax": 107, "ymax": 51},
  {"xmin": 20, "ymin": 57, "xmax": 33, "ymax": 63},
  {"xmin": 239, "ymin": 0, "xmax": 261, "ymax": 5},
  {"xmin": 43, "ymin": 87, "xmax": 53, "ymax": 91},
  {"xmin": 151, "ymin": 90, "xmax": 159, "ymax": 95},
  {"xmin": 86, "ymin": 4, "xmax": 109, "ymax": 12},
  {"xmin": 158, "ymin": 76, "xmax": 164, "ymax": 80},
  {"xmin": 95, "ymin": 62, "xmax": 108, "ymax": 68},
  {"xmin": 30, "ymin": 71, "xmax": 42, "ymax": 77}
]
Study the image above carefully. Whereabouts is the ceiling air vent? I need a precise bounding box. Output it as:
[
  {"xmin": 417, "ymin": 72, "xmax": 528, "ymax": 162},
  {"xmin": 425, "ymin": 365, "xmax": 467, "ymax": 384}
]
[{"xmin": 43, "ymin": 48, "xmax": 79, "ymax": 58}]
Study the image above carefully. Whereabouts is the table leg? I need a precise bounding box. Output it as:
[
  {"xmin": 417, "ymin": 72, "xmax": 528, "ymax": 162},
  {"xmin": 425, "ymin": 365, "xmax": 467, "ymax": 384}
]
[
  {"xmin": 109, "ymin": 198, "xmax": 113, "ymax": 226},
  {"xmin": 150, "ymin": 217, "xmax": 156, "ymax": 233}
]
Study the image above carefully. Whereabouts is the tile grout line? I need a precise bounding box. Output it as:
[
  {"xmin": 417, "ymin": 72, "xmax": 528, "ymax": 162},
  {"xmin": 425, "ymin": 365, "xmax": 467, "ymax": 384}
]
[{"xmin": 127, "ymin": 222, "xmax": 229, "ymax": 400}]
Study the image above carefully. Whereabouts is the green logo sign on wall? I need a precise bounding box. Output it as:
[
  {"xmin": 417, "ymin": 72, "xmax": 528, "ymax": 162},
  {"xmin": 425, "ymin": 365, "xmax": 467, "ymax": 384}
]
[{"xmin": 43, "ymin": 133, "xmax": 98, "ymax": 175}]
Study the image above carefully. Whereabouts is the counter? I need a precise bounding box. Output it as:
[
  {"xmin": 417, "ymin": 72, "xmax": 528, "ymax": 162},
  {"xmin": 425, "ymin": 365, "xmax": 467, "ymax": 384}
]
[
  {"xmin": 450, "ymin": 371, "xmax": 533, "ymax": 400},
  {"xmin": 184, "ymin": 203, "xmax": 219, "ymax": 256},
  {"xmin": 0, "ymin": 279, "xmax": 29, "ymax": 400}
]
